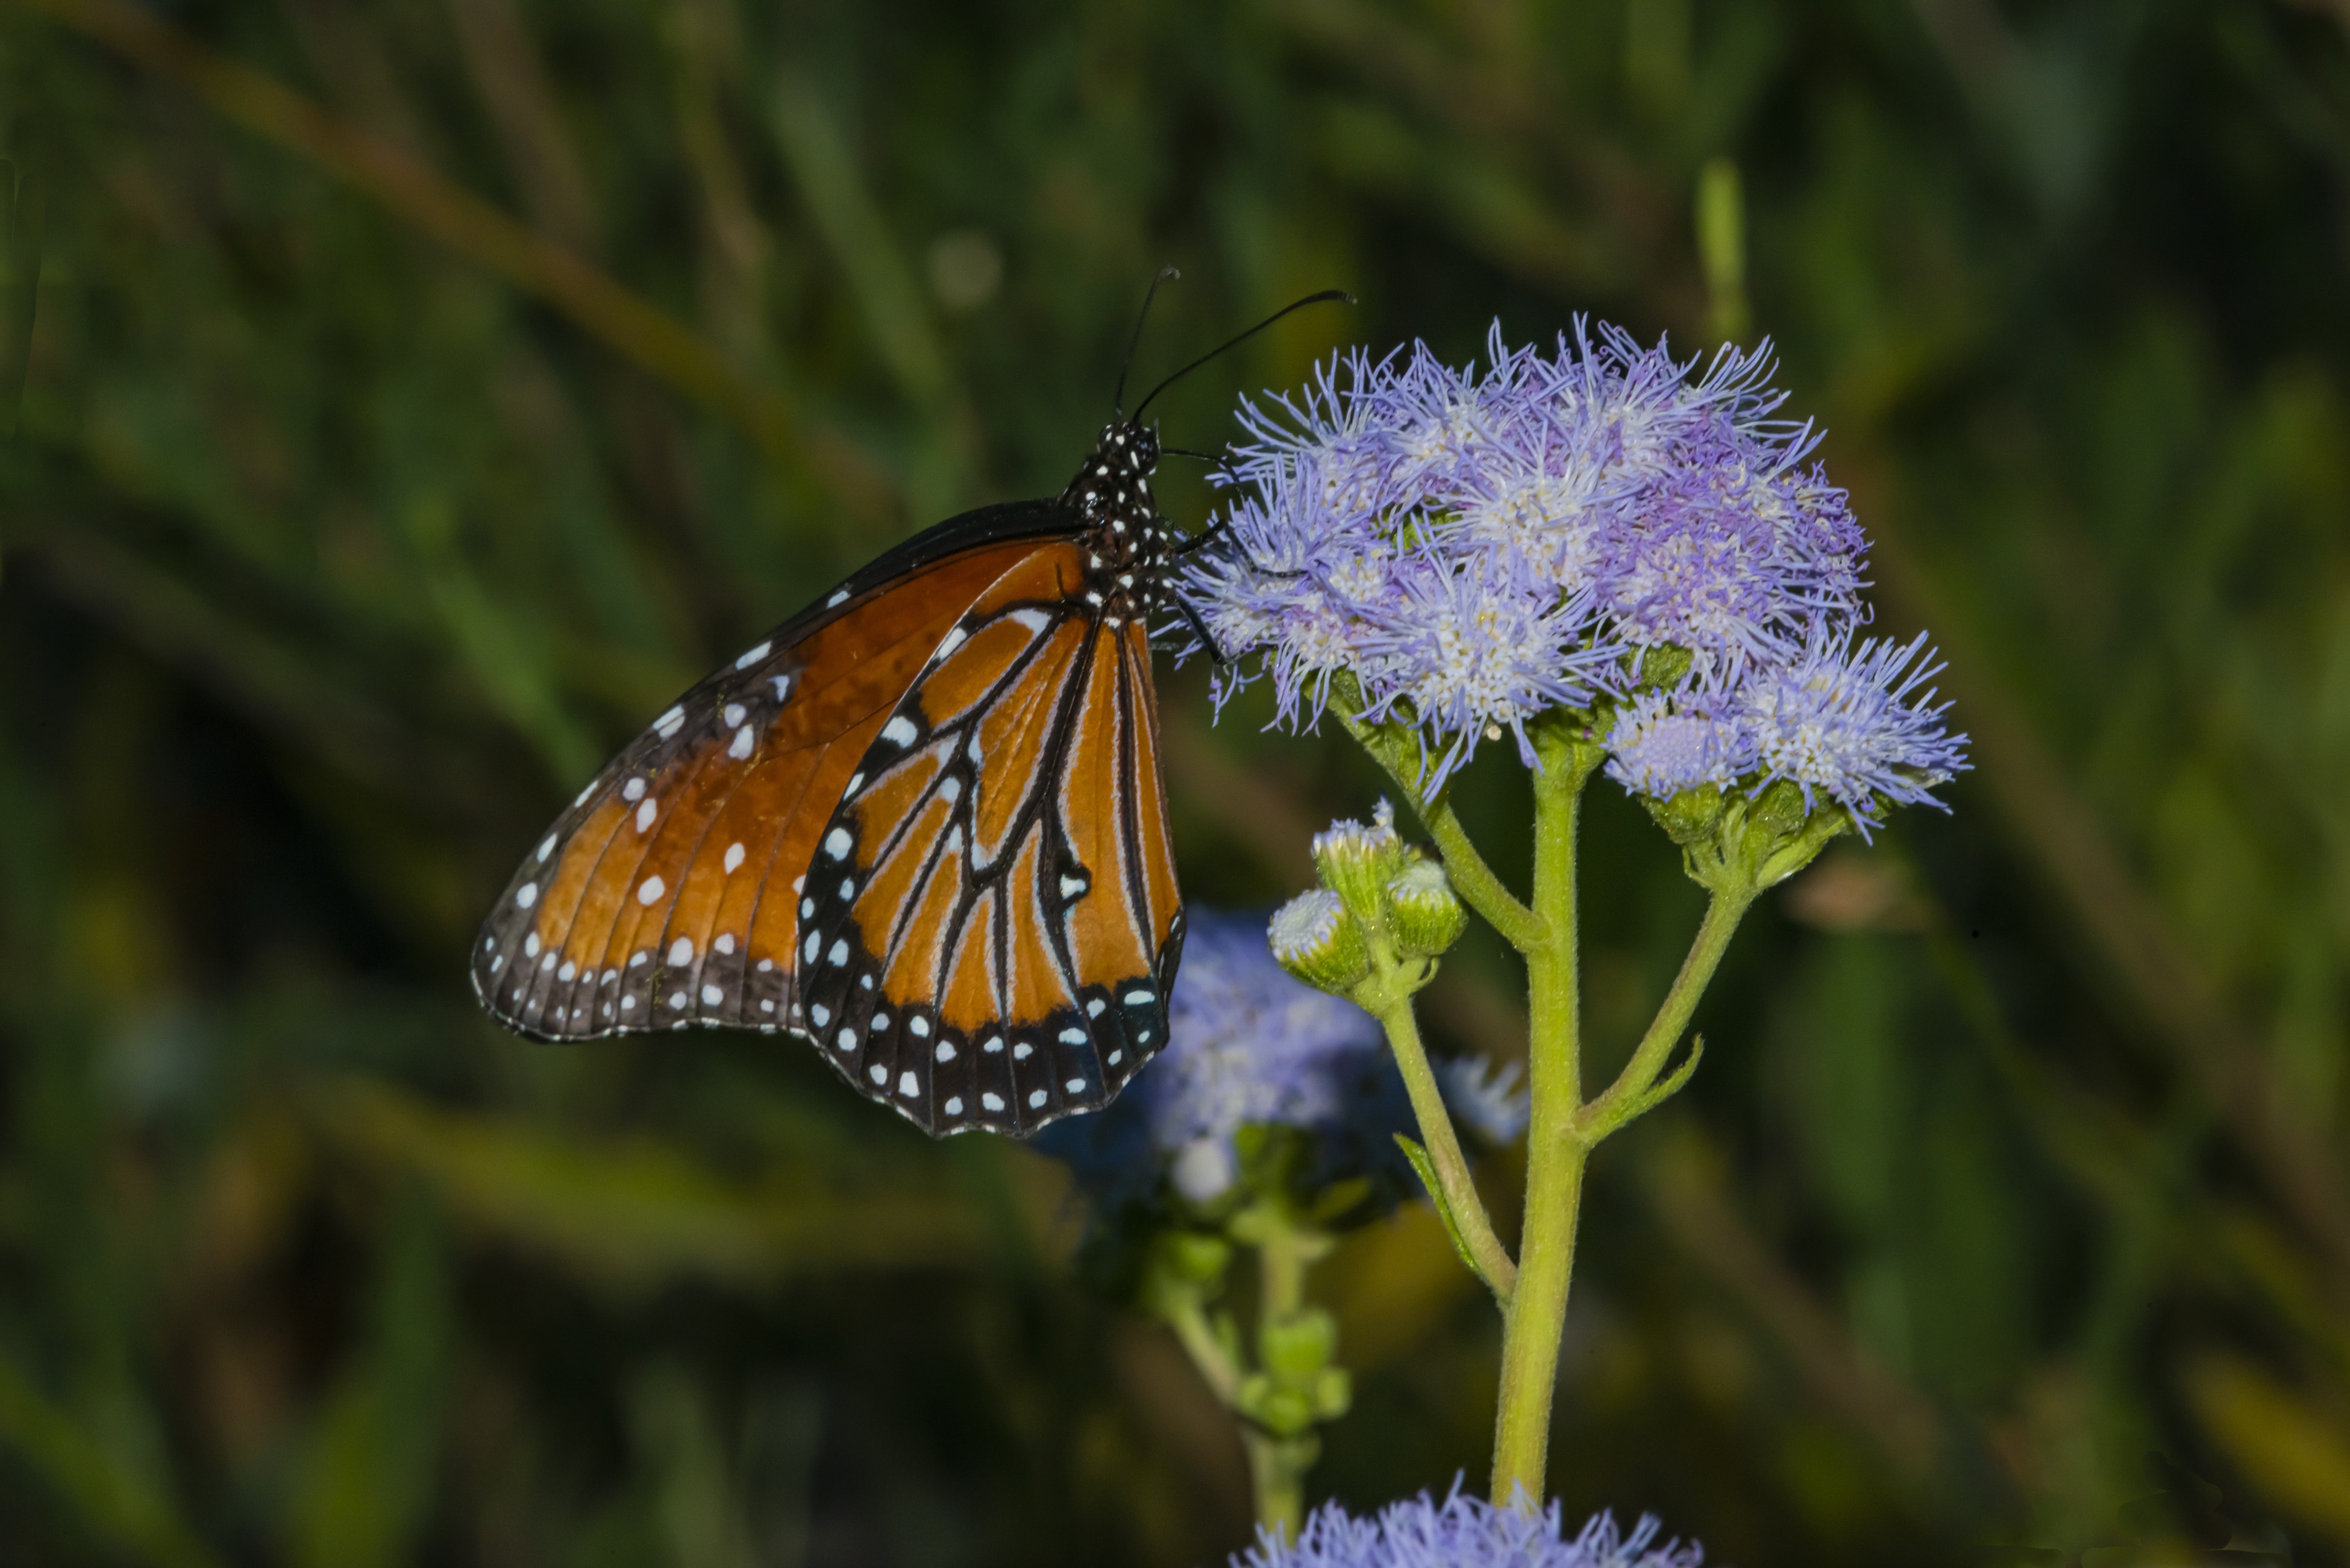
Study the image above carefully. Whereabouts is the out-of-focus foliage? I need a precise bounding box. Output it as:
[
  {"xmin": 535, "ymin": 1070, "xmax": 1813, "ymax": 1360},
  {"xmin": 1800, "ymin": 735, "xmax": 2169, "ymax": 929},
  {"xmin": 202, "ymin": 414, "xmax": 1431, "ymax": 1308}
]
[{"xmin": 1, "ymin": 0, "xmax": 2348, "ymax": 1563}]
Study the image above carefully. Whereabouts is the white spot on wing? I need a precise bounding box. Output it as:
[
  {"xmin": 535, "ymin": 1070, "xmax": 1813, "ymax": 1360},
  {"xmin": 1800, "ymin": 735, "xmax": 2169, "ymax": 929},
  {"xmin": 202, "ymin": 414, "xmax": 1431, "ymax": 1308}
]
[
  {"xmin": 729, "ymin": 725, "xmax": 754, "ymax": 760},
  {"xmin": 824, "ymin": 828, "xmax": 852, "ymax": 860},
  {"xmin": 654, "ymin": 706, "xmax": 686, "ymax": 738},
  {"xmin": 736, "ymin": 642, "xmax": 772, "ymax": 670},
  {"xmin": 982, "ymin": 1092, "xmax": 1005, "ymax": 1112},
  {"xmin": 827, "ymin": 589, "xmax": 851, "ymax": 608},
  {"xmin": 637, "ymin": 876, "xmax": 665, "ymax": 905},
  {"xmin": 701, "ymin": 984, "xmax": 723, "ymax": 1005},
  {"xmin": 882, "ymin": 716, "xmax": 918, "ymax": 748},
  {"xmin": 516, "ymin": 882, "xmax": 538, "ymax": 909},
  {"xmin": 714, "ymin": 934, "xmax": 735, "ymax": 955},
  {"xmin": 1009, "ymin": 608, "xmax": 1050, "ymax": 634},
  {"xmin": 624, "ymin": 778, "xmax": 647, "ymax": 802},
  {"xmin": 724, "ymin": 842, "xmax": 745, "ymax": 873},
  {"xmin": 536, "ymin": 836, "xmax": 556, "ymax": 863},
  {"xmin": 898, "ymin": 1072, "xmax": 919, "ymax": 1098},
  {"xmin": 936, "ymin": 625, "xmax": 968, "ymax": 657},
  {"xmin": 668, "ymin": 937, "xmax": 694, "ymax": 966},
  {"xmin": 722, "ymin": 703, "xmax": 745, "ymax": 727},
  {"xmin": 636, "ymin": 798, "xmax": 657, "ymax": 832}
]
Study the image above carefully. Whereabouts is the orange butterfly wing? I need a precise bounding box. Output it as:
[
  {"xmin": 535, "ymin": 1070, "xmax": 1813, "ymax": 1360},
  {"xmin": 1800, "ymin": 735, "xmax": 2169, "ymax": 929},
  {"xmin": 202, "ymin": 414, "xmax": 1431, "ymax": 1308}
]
[
  {"xmin": 470, "ymin": 537, "xmax": 1048, "ymax": 1040},
  {"xmin": 792, "ymin": 542, "xmax": 1186, "ymax": 1135}
]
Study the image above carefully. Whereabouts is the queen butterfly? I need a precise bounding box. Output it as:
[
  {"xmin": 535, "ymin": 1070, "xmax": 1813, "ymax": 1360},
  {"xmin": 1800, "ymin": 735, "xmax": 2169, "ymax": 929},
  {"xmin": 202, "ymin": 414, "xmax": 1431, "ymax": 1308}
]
[{"xmin": 470, "ymin": 283, "xmax": 1348, "ymax": 1137}]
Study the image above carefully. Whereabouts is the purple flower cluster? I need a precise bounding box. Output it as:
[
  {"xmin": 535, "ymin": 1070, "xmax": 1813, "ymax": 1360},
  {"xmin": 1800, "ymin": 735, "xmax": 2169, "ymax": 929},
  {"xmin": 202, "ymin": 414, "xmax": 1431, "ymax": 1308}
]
[
  {"xmin": 1038, "ymin": 909, "xmax": 1522, "ymax": 1207},
  {"xmin": 1177, "ymin": 321, "xmax": 1967, "ymax": 822},
  {"xmin": 1232, "ymin": 1482, "xmax": 1703, "ymax": 1568},
  {"xmin": 1133, "ymin": 908, "xmax": 1394, "ymax": 1201}
]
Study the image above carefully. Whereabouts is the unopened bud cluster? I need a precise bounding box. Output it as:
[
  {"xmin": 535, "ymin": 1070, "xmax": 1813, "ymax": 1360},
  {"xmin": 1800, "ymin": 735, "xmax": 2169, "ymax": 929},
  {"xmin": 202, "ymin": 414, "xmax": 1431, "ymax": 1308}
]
[{"xmin": 1269, "ymin": 801, "xmax": 1465, "ymax": 1002}]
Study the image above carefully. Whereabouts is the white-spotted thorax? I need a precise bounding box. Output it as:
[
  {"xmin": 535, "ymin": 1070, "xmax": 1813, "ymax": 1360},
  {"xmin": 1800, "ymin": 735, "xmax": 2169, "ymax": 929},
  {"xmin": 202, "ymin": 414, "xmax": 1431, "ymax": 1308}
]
[{"xmin": 1060, "ymin": 420, "xmax": 1171, "ymax": 628}]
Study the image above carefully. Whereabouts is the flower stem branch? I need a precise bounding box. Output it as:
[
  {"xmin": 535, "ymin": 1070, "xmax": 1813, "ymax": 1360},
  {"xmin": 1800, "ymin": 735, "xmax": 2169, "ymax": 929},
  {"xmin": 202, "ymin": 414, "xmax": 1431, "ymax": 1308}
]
[
  {"xmin": 1328, "ymin": 676, "xmax": 1544, "ymax": 951},
  {"xmin": 1576, "ymin": 891, "xmax": 1751, "ymax": 1145},
  {"xmin": 1488, "ymin": 722, "xmax": 1599, "ymax": 1506},
  {"xmin": 1370, "ymin": 990, "xmax": 1517, "ymax": 1301},
  {"xmin": 1418, "ymin": 798, "xmax": 1544, "ymax": 952}
]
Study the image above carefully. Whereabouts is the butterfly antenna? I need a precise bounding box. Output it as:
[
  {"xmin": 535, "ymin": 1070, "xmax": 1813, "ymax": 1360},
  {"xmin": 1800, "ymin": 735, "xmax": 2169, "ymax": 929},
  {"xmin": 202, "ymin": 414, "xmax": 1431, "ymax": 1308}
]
[
  {"xmin": 1113, "ymin": 267, "xmax": 1182, "ymax": 414},
  {"xmin": 1131, "ymin": 289, "xmax": 1355, "ymax": 420}
]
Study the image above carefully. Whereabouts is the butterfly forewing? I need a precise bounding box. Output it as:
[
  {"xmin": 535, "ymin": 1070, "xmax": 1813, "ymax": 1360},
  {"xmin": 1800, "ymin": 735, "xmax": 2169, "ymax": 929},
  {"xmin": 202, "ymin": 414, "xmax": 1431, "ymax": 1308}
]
[
  {"xmin": 795, "ymin": 545, "xmax": 1186, "ymax": 1135},
  {"xmin": 471, "ymin": 538, "xmax": 1050, "ymax": 1040}
]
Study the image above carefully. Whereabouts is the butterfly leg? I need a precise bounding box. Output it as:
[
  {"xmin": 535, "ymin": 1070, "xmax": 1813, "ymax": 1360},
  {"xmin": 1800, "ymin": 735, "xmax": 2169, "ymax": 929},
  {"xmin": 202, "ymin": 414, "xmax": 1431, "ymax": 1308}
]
[{"xmin": 1170, "ymin": 596, "xmax": 1236, "ymax": 666}]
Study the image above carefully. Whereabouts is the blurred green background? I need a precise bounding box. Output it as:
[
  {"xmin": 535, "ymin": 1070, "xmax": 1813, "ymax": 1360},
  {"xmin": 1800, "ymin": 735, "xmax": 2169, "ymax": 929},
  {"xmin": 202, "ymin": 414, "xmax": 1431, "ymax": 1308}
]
[{"xmin": 4, "ymin": 0, "xmax": 2350, "ymax": 1562}]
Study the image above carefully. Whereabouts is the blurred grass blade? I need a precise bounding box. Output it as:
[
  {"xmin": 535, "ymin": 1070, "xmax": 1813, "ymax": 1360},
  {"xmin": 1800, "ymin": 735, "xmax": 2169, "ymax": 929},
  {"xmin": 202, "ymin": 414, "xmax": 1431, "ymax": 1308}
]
[
  {"xmin": 2187, "ymin": 1353, "xmax": 2350, "ymax": 1549},
  {"xmin": 316, "ymin": 1078, "xmax": 984, "ymax": 1291},
  {"xmin": 16, "ymin": 0, "xmax": 802, "ymax": 458},
  {"xmin": 1695, "ymin": 157, "xmax": 1748, "ymax": 343},
  {"xmin": 0, "ymin": 158, "xmax": 43, "ymax": 442},
  {"xmin": 770, "ymin": 75, "xmax": 948, "ymax": 411},
  {"xmin": 0, "ymin": 1352, "xmax": 221, "ymax": 1568},
  {"xmin": 289, "ymin": 1192, "xmax": 451, "ymax": 1568}
]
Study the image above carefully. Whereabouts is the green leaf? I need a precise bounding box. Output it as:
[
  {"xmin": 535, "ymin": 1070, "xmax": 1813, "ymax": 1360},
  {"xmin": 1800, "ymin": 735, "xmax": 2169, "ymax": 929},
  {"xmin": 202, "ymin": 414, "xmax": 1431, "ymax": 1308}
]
[{"xmin": 1393, "ymin": 1134, "xmax": 1499, "ymax": 1298}]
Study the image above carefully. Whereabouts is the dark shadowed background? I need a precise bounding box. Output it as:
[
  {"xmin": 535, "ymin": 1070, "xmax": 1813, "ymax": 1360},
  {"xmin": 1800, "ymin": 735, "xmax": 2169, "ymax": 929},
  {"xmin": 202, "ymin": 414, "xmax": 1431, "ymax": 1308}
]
[{"xmin": 3, "ymin": 0, "xmax": 2350, "ymax": 1563}]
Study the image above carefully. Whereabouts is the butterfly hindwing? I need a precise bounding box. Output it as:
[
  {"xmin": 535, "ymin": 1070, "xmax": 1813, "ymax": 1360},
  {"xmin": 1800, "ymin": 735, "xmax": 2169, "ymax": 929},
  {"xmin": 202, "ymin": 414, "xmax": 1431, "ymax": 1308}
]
[
  {"xmin": 471, "ymin": 536, "xmax": 1053, "ymax": 1040},
  {"xmin": 794, "ymin": 545, "xmax": 1186, "ymax": 1136}
]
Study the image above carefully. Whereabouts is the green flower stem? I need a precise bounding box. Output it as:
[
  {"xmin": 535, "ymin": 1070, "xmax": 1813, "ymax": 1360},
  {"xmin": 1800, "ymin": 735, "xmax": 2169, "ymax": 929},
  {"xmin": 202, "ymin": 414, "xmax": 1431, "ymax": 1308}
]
[
  {"xmin": 1247, "ymin": 1212, "xmax": 1318, "ymax": 1543},
  {"xmin": 1367, "ymin": 986, "xmax": 1518, "ymax": 1299},
  {"xmin": 1327, "ymin": 677, "xmax": 1544, "ymax": 951},
  {"xmin": 1417, "ymin": 795, "xmax": 1545, "ymax": 952},
  {"xmin": 1575, "ymin": 889, "xmax": 1752, "ymax": 1143},
  {"xmin": 1488, "ymin": 726, "xmax": 1599, "ymax": 1507},
  {"xmin": 1157, "ymin": 1287, "xmax": 1241, "ymax": 1408}
]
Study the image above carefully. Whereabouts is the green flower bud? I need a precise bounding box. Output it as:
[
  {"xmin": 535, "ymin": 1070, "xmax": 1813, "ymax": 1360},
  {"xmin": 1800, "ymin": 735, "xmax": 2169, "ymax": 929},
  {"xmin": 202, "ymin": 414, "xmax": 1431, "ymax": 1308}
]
[
  {"xmin": 1259, "ymin": 1308, "xmax": 1338, "ymax": 1381},
  {"xmin": 1268, "ymin": 890, "xmax": 1370, "ymax": 995},
  {"xmin": 1158, "ymin": 1231, "xmax": 1231, "ymax": 1285},
  {"xmin": 1309, "ymin": 799, "xmax": 1411, "ymax": 925},
  {"xmin": 1242, "ymin": 1378, "xmax": 1319, "ymax": 1438},
  {"xmin": 1313, "ymin": 1367, "xmax": 1352, "ymax": 1420},
  {"xmin": 1385, "ymin": 858, "xmax": 1467, "ymax": 957}
]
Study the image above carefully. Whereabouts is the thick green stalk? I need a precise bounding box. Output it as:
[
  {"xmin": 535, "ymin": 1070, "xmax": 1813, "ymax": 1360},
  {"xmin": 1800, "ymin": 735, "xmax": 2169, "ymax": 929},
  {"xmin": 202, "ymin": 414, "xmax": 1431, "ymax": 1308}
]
[{"xmin": 1488, "ymin": 734, "xmax": 1594, "ymax": 1505}]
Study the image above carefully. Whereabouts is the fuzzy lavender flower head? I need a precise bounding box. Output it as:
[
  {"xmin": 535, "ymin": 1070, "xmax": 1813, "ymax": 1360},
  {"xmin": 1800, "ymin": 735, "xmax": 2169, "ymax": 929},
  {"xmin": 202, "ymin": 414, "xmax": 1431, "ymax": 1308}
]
[
  {"xmin": 1179, "ymin": 319, "xmax": 1965, "ymax": 822},
  {"xmin": 1039, "ymin": 908, "xmax": 1514, "ymax": 1208},
  {"xmin": 1136, "ymin": 909, "xmax": 1390, "ymax": 1164},
  {"xmin": 1232, "ymin": 1481, "xmax": 1704, "ymax": 1568}
]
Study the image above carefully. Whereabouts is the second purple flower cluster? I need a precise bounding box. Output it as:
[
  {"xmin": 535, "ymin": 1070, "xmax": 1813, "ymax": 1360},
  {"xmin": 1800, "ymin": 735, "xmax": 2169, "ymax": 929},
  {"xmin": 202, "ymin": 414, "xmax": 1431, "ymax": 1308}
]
[{"xmin": 1175, "ymin": 322, "xmax": 1968, "ymax": 825}]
